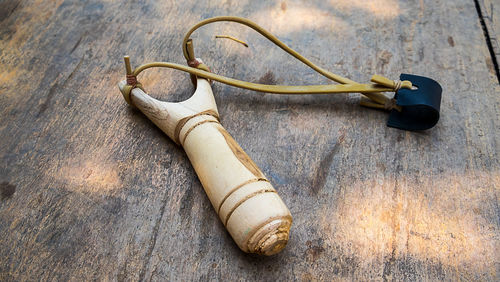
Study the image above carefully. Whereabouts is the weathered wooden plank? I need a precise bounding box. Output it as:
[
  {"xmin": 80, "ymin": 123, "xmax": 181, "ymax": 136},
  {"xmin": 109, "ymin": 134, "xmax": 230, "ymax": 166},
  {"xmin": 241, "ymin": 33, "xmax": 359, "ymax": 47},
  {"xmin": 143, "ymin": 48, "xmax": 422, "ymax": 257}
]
[
  {"xmin": 477, "ymin": 0, "xmax": 500, "ymax": 77},
  {"xmin": 0, "ymin": 0, "xmax": 498, "ymax": 281}
]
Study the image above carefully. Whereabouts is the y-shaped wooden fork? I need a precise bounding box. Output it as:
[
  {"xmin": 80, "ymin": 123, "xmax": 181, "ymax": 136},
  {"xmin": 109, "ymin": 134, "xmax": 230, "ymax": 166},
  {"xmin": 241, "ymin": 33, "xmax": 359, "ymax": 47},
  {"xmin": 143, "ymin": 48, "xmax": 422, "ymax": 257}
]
[{"xmin": 118, "ymin": 71, "xmax": 292, "ymax": 256}]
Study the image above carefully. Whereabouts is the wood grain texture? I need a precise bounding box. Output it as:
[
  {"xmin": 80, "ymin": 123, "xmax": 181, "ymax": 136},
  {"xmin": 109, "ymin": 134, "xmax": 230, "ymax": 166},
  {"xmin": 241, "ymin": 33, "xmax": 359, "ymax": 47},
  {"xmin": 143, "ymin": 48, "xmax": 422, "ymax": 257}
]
[{"xmin": 0, "ymin": 0, "xmax": 499, "ymax": 280}]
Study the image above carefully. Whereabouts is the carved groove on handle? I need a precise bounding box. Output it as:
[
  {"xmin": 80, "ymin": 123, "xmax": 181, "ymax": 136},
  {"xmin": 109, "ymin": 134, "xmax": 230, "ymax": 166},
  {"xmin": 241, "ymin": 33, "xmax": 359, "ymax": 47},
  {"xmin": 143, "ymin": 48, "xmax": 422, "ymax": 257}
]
[
  {"xmin": 217, "ymin": 178, "xmax": 269, "ymax": 215},
  {"xmin": 174, "ymin": 109, "xmax": 219, "ymax": 144},
  {"xmin": 181, "ymin": 119, "xmax": 220, "ymax": 145},
  {"xmin": 224, "ymin": 189, "xmax": 277, "ymax": 227}
]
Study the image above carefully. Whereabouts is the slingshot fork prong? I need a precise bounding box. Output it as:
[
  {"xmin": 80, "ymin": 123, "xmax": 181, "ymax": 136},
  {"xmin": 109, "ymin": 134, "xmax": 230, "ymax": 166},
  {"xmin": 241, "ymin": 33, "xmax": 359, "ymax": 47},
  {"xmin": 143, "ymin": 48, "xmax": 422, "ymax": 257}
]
[{"xmin": 124, "ymin": 56, "xmax": 132, "ymax": 75}]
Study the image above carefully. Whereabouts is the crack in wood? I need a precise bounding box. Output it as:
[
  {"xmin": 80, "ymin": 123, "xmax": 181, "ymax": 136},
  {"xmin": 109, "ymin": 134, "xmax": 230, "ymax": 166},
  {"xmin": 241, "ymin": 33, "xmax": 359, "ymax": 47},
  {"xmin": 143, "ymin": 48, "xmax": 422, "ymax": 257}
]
[
  {"xmin": 474, "ymin": 0, "xmax": 500, "ymax": 83},
  {"xmin": 138, "ymin": 186, "xmax": 171, "ymax": 281},
  {"xmin": 37, "ymin": 55, "xmax": 85, "ymax": 116},
  {"xmin": 311, "ymin": 142, "xmax": 341, "ymax": 195},
  {"xmin": 0, "ymin": 1, "xmax": 20, "ymax": 22},
  {"xmin": 70, "ymin": 34, "xmax": 84, "ymax": 54}
]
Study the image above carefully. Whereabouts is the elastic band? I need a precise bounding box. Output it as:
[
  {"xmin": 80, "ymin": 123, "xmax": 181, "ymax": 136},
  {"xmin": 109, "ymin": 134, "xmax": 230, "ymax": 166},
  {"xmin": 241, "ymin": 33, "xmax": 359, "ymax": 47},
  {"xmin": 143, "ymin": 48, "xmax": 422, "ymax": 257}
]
[{"xmin": 122, "ymin": 17, "xmax": 410, "ymax": 108}]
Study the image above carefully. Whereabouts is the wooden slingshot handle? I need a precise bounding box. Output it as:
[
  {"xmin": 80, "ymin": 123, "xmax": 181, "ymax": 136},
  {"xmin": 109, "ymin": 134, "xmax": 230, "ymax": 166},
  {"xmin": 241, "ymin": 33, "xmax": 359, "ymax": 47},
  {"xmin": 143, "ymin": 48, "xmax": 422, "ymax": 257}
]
[{"xmin": 118, "ymin": 78, "xmax": 292, "ymax": 255}]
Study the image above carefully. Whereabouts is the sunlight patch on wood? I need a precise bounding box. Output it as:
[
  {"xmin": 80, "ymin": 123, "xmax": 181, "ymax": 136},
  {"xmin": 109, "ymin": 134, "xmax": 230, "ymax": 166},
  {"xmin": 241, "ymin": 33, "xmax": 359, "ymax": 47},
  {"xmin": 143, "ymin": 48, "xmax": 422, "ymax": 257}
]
[
  {"xmin": 250, "ymin": 4, "xmax": 346, "ymax": 35},
  {"xmin": 57, "ymin": 150, "xmax": 122, "ymax": 192},
  {"xmin": 320, "ymin": 170, "xmax": 499, "ymax": 273},
  {"xmin": 329, "ymin": 0, "xmax": 401, "ymax": 19}
]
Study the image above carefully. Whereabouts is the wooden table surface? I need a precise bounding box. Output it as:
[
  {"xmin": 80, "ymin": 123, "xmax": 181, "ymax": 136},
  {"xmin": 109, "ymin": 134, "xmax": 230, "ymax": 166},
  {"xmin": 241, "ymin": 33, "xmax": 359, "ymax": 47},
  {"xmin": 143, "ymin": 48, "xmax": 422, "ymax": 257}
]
[{"xmin": 1, "ymin": 0, "xmax": 499, "ymax": 280}]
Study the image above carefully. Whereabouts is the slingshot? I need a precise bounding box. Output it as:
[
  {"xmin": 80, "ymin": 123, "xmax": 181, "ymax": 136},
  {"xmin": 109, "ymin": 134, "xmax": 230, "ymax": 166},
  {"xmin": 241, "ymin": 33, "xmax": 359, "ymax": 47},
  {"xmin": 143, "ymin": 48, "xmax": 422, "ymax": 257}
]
[{"xmin": 118, "ymin": 16, "xmax": 442, "ymax": 255}]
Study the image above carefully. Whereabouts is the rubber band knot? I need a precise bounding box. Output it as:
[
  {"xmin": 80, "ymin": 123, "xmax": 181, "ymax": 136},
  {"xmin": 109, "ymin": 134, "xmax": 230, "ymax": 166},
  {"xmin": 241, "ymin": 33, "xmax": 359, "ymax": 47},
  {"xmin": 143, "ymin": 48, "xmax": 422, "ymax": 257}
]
[
  {"xmin": 119, "ymin": 75, "xmax": 144, "ymax": 107},
  {"xmin": 126, "ymin": 74, "xmax": 138, "ymax": 86},
  {"xmin": 393, "ymin": 80, "xmax": 403, "ymax": 91},
  {"xmin": 187, "ymin": 59, "xmax": 201, "ymax": 68},
  {"xmin": 187, "ymin": 58, "xmax": 212, "ymax": 86}
]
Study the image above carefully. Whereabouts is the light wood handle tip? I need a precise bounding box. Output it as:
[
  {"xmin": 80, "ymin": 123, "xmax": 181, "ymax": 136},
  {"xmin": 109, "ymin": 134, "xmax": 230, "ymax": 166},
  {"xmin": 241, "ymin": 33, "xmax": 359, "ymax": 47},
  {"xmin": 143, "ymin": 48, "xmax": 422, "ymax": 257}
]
[{"xmin": 247, "ymin": 216, "xmax": 292, "ymax": 255}]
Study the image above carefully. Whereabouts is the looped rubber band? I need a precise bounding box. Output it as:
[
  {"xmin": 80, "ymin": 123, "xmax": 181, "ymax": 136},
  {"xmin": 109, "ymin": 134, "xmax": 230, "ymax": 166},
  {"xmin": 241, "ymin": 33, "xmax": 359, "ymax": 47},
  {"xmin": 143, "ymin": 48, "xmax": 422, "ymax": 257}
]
[
  {"xmin": 187, "ymin": 59, "xmax": 211, "ymax": 73},
  {"xmin": 120, "ymin": 74, "xmax": 144, "ymax": 107},
  {"xmin": 119, "ymin": 17, "xmax": 442, "ymax": 131},
  {"xmin": 187, "ymin": 59, "xmax": 200, "ymax": 68},
  {"xmin": 126, "ymin": 74, "xmax": 138, "ymax": 86},
  {"xmin": 187, "ymin": 59, "xmax": 212, "ymax": 86},
  {"xmin": 121, "ymin": 17, "xmax": 408, "ymax": 108},
  {"xmin": 393, "ymin": 80, "xmax": 402, "ymax": 91}
]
